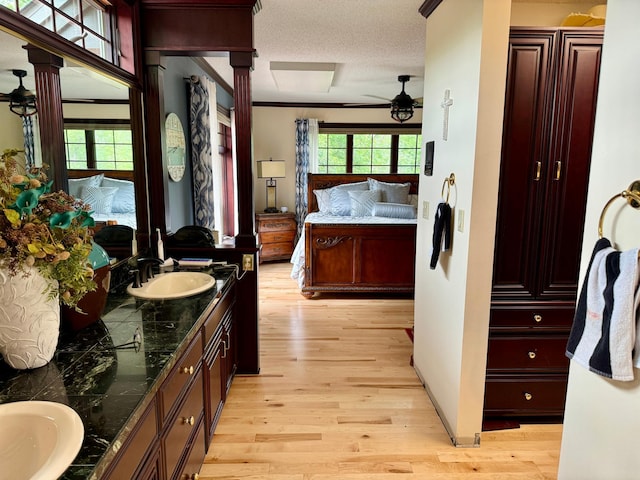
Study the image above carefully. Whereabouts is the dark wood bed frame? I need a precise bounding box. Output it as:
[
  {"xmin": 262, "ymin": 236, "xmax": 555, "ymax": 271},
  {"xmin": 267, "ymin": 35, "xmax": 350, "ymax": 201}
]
[
  {"xmin": 67, "ymin": 169, "xmax": 134, "ymax": 181},
  {"xmin": 301, "ymin": 173, "xmax": 419, "ymax": 299}
]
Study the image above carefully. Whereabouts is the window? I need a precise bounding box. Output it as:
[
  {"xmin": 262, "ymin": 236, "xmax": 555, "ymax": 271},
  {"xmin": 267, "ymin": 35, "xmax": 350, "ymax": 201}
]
[
  {"xmin": 317, "ymin": 126, "xmax": 422, "ymax": 174},
  {"xmin": 64, "ymin": 121, "xmax": 133, "ymax": 171},
  {"xmin": 2, "ymin": 0, "xmax": 114, "ymax": 62}
]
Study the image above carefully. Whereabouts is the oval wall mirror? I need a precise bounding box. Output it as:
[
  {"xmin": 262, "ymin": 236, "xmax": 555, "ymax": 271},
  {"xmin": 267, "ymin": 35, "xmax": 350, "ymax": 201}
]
[{"xmin": 165, "ymin": 112, "xmax": 186, "ymax": 182}]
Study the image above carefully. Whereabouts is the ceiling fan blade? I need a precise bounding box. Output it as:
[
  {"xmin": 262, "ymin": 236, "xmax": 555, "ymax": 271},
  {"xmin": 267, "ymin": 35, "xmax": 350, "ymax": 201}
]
[
  {"xmin": 363, "ymin": 94, "xmax": 393, "ymax": 102},
  {"xmin": 343, "ymin": 102, "xmax": 391, "ymax": 107}
]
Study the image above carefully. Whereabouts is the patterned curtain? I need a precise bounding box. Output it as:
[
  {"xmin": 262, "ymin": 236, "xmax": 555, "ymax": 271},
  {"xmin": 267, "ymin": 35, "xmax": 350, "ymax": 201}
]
[
  {"xmin": 22, "ymin": 115, "xmax": 36, "ymax": 168},
  {"xmin": 294, "ymin": 118, "xmax": 318, "ymax": 239},
  {"xmin": 189, "ymin": 76, "xmax": 215, "ymax": 230}
]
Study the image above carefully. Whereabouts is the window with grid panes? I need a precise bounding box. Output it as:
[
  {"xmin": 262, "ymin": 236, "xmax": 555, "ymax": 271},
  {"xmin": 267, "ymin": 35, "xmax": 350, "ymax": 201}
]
[
  {"xmin": 317, "ymin": 127, "xmax": 421, "ymax": 174},
  {"xmin": 65, "ymin": 122, "xmax": 133, "ymax": 171},
  {"xmin": 1, "ymin": 0, "xmax": 114, "ymax": 62}
]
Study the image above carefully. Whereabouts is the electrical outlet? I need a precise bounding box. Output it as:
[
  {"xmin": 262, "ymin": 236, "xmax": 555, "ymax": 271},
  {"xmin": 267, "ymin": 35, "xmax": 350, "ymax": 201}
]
[
  {"xmin": 457, "ymin": 209, "xmax": 465, "ymax": 233},
  {"xmin": 422, "ymin": 201, "xmax": 429, "ymax": 220},
  {"xmin": 242, "ymin": 254, "xmax": 254, "ymax": 271}
]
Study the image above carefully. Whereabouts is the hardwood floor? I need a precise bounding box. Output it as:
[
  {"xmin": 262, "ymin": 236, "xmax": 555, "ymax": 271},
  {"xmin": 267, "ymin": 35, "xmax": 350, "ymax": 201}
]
[{"xmin": 202, "ymin": 262, "xmax": 562, "ymax": 479}]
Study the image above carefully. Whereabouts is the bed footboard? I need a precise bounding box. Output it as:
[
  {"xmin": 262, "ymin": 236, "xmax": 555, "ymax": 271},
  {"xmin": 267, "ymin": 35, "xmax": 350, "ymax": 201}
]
[{"xmin": 302, "ymin": 222, "xmax": 416, "ymax": 298}]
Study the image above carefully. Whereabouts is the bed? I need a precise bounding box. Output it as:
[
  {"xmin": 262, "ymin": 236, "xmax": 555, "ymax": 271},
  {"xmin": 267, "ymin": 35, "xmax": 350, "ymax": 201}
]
[
  {"xmin": 291, "ymin": 173, "xmax": 419, "ymax": 298},
  {"xmin": 67, "ymin": 169, "xmax": 137, "ymax": 230}
]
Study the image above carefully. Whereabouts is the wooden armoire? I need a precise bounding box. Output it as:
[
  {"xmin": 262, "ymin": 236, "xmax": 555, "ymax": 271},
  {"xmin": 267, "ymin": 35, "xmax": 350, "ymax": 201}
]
[{"xmin": 484, "ymin": 27, "xmax": 603, "ymax": 421}]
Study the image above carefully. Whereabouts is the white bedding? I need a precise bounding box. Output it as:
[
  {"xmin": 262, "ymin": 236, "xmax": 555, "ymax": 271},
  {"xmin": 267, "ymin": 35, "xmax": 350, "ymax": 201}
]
[{"xmin": 290, "ymin": 212, "xmax": 417, "ymax": 288}]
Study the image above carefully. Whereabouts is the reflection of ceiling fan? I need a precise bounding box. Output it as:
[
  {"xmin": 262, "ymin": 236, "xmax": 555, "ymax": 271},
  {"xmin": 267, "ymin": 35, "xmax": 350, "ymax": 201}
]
[{"xmin": 0, "ymin": 69, "xmax": 37, "ymax": 117}]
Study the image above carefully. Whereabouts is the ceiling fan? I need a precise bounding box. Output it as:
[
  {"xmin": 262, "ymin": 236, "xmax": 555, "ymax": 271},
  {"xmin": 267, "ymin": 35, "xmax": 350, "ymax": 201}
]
[
  {"xmin": 0, "ymin": 69, "xmax": 37, "ymax": 117},
  {"xmin": 390, "ymin": 75, "xmax": 419, "ymax": 123},
  {"xmin": 349, "ymin": 75, "xmax": 422, "ymax": 123}
]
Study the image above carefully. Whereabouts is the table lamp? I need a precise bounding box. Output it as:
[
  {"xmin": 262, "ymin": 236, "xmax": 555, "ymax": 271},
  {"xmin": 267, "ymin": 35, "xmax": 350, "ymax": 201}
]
[{"xmin": 257, "ymin": 158, "xmax": 286, "ymax": 213}]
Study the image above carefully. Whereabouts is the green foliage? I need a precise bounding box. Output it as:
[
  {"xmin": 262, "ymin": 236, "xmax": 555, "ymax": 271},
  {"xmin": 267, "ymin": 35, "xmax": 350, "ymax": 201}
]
[{"xmin": 0, "ymin": 149, "xmax": 96, "ymax": 308}]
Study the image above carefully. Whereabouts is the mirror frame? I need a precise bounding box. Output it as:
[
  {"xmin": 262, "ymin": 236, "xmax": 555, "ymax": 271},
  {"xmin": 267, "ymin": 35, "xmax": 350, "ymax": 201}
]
[{"xmin": 0, "ymin": 6, "xmax": 150, "ymax": 248}]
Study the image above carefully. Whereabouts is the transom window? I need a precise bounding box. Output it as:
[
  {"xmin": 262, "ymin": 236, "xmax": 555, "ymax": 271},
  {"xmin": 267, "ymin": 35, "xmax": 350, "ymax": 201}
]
[
  {"xmin": 317, "ymin": 126, "xmax": 421, "ymax": 174},
  {"xmin": 1, "ymin": 0, "xmax": 114, "ymax": 62},
  {"xmin": 64, "ymin": 120, "xmax": 133, "ymax": 171}
]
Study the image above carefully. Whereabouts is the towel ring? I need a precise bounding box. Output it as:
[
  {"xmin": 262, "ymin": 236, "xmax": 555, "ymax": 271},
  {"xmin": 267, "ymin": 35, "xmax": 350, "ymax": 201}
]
[
  {"xmin": 597, "ymin": 180, "xmax": 640, "ymax": 238},
  {"xmin": 441, "ymin": 173, "xmax": 456, "ymax": 203}
]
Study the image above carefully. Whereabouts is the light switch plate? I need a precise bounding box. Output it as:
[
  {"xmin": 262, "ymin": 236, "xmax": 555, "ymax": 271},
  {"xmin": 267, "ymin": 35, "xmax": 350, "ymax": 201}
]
[
  {"xmin": 422, "ymin": 201, "xmax": 429, "ymax": 220},
  {"xmin": 457, "ymin": 209, "xmax": 465, "ymax": 232}
]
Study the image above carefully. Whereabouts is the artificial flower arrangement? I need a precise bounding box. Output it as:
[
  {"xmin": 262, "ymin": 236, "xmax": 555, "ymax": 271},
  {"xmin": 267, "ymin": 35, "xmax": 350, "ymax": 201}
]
[{"xmin": 0, "ymin": 148, "xmax": 96, "ymax": 309}]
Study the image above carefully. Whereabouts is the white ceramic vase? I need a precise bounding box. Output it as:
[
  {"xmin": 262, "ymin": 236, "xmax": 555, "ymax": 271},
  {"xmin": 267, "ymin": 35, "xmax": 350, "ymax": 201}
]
[{"xmin": 0, "ymin": 267, "xmax": 60, "ymax": 370}]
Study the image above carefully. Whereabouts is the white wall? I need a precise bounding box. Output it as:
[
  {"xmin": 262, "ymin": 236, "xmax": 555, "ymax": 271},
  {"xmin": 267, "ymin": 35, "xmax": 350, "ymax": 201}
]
[
  {"xmin": 63, "ymin": 103, "xmax": 130, "ymax": 119},
  {"xmin": 412, "ymin": 0, "xmax": 511, "ymax": 446},
  {"xmin": 559, "ymin": 1, "xmax": 640, "ymax": 478},
  {"xmin": 0, "ymin": 107, "xmax": 26, "ymax": 151},
  {"xmin": 252, "ymin": 107, "xmax": 422, "ymax": 213},
  {"xmin": 510, "ymin": 2, "xmax": 605, "ymax": 26}
]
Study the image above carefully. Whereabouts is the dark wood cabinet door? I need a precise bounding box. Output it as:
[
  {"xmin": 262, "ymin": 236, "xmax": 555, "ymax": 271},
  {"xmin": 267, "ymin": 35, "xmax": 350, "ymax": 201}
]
[
  {"xmin": 492, "ymin": 31, "xmax": 557, "ymax": 300},
  {"xmin": 204, "ymin": 331, "xmax": 224, "ymax": 446},
  {"xmin": 221, "ymin": 307, "xmax": 237, "ymax": 397},
  {"xmin": 492, "ymin": 28, "xmax": 602, "ymax": 302},
  {"xmin": 538, "ymin": 31, "xmax": 602, "ymax": 300}
]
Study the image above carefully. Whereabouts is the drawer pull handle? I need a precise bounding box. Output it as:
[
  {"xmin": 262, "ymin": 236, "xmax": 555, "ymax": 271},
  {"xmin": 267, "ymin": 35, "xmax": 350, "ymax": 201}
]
[
  {"xmin": 181, "ymin": 366, "xmax": 194, "ymax": 375},
  {"xmin": 524, "ymin": 392, "xmax": 533, "ymax": 401},
  {"xmin": 183, "ymin": 415, "xmax": 195, "ymax": 426},
  {"xmin": 528, "ymin": 351, "xmax": 536, "ymax": 359},
  {"xmin": 221, "ymin": 340, "xmax": 228, "ymax": 359},
  {"xmin": 533, "ymin": 314, "xmax": 542, "ymax": 323},
  {"xmin": 183, "ymin": 474, "xmax": 199, "ymax": 480}
]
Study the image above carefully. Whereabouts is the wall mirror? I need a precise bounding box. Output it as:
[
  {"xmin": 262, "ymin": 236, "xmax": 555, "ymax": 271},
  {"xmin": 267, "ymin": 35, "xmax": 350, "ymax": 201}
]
[
  {"xmin": 0, "ymin": 26, "xmax": 143, "ymax": 257},
  {"xmin": 165, "ymin": 112, "xmax": 186, "ymax": 182}
]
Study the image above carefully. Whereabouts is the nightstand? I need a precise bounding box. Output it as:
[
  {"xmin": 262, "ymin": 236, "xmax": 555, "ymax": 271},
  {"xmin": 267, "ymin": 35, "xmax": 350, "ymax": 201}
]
[{"xmin": 255, "ymin": 212, "xmax": 297, "ymax": 263}]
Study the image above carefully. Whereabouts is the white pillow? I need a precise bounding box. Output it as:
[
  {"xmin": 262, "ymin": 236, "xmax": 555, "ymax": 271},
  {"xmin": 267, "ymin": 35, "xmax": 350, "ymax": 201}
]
[
  {"xmin": 68, "ymin": 174, "xmax": 104, "ymax": 200},
  {"xmin": 408, "ymin": 194, "xmax": 419, "ymax": 207},
  {"xmin": 349, "ymin": 189, "xmax": 381, "ymax": 217},
  {"xmin": 313, "ymin": 188, "xmax": 332, "ymax": 213},
  {"xmin": 80, "ymin": 186, "xmax": 119, "ymax": 214},
  {"xmin": 368, "ymin": 177, "xmax": 411, "ymax": 204},
  {"xmin": 328, "ymin": 181, "xmax": 369, "ymax": 216},
  {"xmin": 372, "ymin": 202, "xmax": 417, "ymax": 219},
  {"xmin": 101, "ymin": 177, "xmax": 136, "ymax": 213}
]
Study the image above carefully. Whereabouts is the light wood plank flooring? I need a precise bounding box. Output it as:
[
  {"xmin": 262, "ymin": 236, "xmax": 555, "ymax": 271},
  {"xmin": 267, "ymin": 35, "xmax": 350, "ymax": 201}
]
[{"xmin": 202, "ymin": 262, "xmax": 562, "ymax": 479}]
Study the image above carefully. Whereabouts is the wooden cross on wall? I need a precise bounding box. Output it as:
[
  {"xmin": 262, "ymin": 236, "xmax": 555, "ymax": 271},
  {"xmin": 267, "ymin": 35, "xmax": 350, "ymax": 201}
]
[{"xmin": 441, "ymin": 89, "xmax": 453, "ymax": 141}]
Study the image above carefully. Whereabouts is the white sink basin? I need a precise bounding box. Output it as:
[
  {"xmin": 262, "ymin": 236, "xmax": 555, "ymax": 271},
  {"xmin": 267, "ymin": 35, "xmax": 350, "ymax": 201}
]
[
  {"xmin": 127, "ymin": 271, "xmax": 216, "ymax": 300},
  {"xmin": 0, "ymin": 401, "xmax": 84, "ymax": 480}
]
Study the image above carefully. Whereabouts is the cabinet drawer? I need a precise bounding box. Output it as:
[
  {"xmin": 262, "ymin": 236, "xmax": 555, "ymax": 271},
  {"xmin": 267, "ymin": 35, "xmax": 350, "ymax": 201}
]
[
  {"xmin": 260, "ymin": 230, "xmax": 295, "ymax": 244},
  {"xmin": 159, "ymin": 332, "xmax": 203, "ymax": 422},
  {"xmin": 258, "ymin": 218, "xmax": 296, "ymax": 232},
  {"xmin": 486, "ymin": 336, "xmax": 569, "ymax": 371},
  {"xmin": 103, "ymin": 399, "xmax": 158, "ymax": 480},
  {"xmin": 490, "ymin": 306, "xmax": 575, "ymax": 330},
  {"xmin": 484, "ymin": 375, "xmax": 568, "ymax": 416},
  {"xmin": 176, "ymin": 421, "xmax": 206, "ymax": 480},
  {"xmin": 261, "ymin": 242, "xmax": 293, "ymax": 257},
  {"xmin": 163, "ymin": 370, "xmax": 204, "ymax": 479}
]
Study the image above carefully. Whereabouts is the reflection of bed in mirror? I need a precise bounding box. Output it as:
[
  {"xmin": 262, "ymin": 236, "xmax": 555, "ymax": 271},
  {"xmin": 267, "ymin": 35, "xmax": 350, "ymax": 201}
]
[{"xmin": 68, "ymin": 169, "xmax": 137, "ymax": 229}]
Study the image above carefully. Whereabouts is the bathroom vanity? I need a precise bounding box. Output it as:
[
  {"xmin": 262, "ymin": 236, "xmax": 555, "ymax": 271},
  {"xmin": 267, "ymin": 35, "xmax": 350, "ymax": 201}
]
[{"xmin": 0, "ymin": 266, "xmax": 237, "ymax": 480}]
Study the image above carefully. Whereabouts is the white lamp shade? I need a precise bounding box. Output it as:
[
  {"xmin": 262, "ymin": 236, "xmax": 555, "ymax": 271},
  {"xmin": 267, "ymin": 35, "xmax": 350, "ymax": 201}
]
[{"xmin": 257, "ymin": 160, "xmax": 286, "ymax": 178}]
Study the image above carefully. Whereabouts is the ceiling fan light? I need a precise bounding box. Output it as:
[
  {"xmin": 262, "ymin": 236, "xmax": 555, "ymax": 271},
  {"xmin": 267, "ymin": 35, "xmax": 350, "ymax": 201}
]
[
  {"xmin": 390, "ymin": 75, "xmax": 415, "ymax": 123},
  {"xmin": 9, "ymin": 69, "xmax": 37, "ymax": 118}
]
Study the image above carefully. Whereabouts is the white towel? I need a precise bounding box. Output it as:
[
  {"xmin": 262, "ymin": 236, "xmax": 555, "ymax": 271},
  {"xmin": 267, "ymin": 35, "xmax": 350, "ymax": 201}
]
[{"xmin": 567, "ymin": 239, "xmax": 640, "ymax": 381}]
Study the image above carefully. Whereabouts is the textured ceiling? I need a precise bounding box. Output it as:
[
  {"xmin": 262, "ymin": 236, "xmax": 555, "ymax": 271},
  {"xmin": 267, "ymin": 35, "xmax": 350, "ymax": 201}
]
[
  {"xmin": 0, "ymin": 0, "xmax": 603, "ymax": 105},
  {"xmin": 205, "ymin": 0, "xmax": 427, "ymax": 105}
]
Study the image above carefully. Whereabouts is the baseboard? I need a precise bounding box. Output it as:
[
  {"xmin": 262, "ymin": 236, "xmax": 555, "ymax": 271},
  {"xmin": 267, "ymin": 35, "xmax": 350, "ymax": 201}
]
[{"xmin": 414, "ymin": 364, "xmax": 481, "ymax": 448}]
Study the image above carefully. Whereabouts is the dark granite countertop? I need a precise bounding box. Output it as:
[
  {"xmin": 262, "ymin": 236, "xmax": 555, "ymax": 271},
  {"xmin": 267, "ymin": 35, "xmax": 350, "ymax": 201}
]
[{"xmin": 0, "ymin": 265, "xmax": 235, "ymax": 480}]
